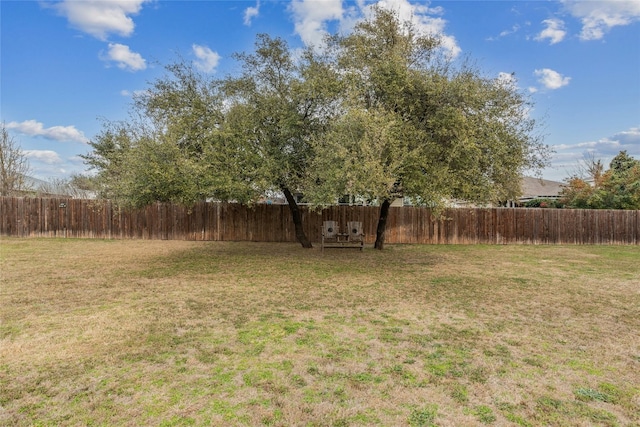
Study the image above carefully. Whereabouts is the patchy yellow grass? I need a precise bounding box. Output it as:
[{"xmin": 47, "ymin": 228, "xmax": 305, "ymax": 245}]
[{"xmin": 1, "ymin": 238, "xmax": 639, "ymax": 426}]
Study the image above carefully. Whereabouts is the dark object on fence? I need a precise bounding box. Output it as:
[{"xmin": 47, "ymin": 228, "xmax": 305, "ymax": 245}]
[{"xmin": 321, "ymin": 220, "xmax": 365, "ymax": 252}]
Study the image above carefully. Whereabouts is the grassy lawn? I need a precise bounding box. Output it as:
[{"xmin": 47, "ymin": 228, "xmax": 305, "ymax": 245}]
[{"xmin": 1, "ymin": 238, "xmax": 639, "ymax": 426}]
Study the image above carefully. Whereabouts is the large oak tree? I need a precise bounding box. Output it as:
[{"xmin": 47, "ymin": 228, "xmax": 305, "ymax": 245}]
[
  {"xmin": 85, "ymin": 10, "xmax": 548, "ymax": 250},
  {"xmin": 304, "ymin": 7, "xmax": 549, "ymax": 249}
]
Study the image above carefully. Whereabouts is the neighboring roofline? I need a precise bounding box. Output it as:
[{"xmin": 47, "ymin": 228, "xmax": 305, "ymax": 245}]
[{"xmin": 519, "ymin": 176, "xmax": 564, "ymax": 200}]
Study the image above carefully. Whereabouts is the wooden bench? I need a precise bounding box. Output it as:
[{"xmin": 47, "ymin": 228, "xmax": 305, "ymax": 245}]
[{"xmin": 321, "ymin": 221, "xmax": 364, "ymax": 252}]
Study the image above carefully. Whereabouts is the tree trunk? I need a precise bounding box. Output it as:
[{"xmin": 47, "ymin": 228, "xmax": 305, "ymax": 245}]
[
  {"xmin": 374, "ymin": 198, "xmax": 391, "ymax": 250},
  {"xmin": 281, "ymin": 186, "xmax": 313, "ymax": 248}
]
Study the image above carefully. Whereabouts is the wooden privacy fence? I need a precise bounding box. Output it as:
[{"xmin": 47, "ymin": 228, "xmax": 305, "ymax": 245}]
[{"xmin": 1, "ymin": 197, "xmax": 639, "ymax": 245}]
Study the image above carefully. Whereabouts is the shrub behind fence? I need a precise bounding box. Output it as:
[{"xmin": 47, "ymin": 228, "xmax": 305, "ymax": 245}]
[{"xmin": 1, "ymin": 197, "xmax": 638, "ymax": 244}]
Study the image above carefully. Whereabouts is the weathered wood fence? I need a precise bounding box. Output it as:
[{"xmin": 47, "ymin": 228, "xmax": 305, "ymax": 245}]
[{"xmin": 1, "ymin": 197, "xmax": 639, "ymax": 244}]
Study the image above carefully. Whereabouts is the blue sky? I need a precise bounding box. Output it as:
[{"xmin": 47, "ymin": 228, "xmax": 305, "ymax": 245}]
[{"xmin": 2, "ymin": 0, "xmax": 639, "ymax": 183}]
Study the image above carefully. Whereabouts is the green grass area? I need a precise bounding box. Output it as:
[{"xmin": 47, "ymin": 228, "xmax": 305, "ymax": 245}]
[{"xmin": 1, "ymin": 239, "xmax": 639, "ymax": 426}]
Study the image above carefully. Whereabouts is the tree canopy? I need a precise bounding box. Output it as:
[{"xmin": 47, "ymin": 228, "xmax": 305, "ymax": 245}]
[{"xmin": 84, "ymin": 61, "xmax": 272, "ymax": 208}]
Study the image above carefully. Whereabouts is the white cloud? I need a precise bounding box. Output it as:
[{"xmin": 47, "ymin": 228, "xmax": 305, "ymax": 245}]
[
  {"xmin": 23, "ymin": 150, "xmax": 63, "ymax": 165},
  {"xmin": 572, "ymin": 127, "xmax": 639, "ymax": 156},
  {"xmin": 562, "ymin": 0, "xmax": 640, "ymax": 41},
  {"xmin": 52, "ymin": 0, "xmax": 150, "ymax": 41},
  {"xmin": 487, "ymin": 24, "xmax": 521, "ymax": 41},
  {"xmin": 101, "ymin": 43, "xmax": 146, "ymax": 71},
  {"xmin": 6, "ymin": 120, "xmax": 88, "ymax": 144},
  {"xmin": 534, "ymin": 68, "xmax": 571, "ymax": 90},
  {"xmin": 551, "ymin": 126, "xmax": 640, "ymax": 175},
  {"xmin": 288, "ymin": 0, "xmax": 461, "ymax": 57},
  {"xmin": 612, "ymin": 127, "xmax": 640, "ymax": 146},
  {"xmin": 289, "ymin": 0, "xmax": 344, "ymax": 48},
  {"xmin": 486, "ymin": 21, "xmax": 531, "ymax": 41},
  {"xmin": 535, "ymin": 18, "xmax": 566, "ymax": 44},
  {"xmin": 192, "ymin": 44, "xmax": 221, "ymax": 73},
  {"xmin": 500, "ymin": 24, "xmax": 521, "ymax": 37},
  {"xmin": 244, "ymin": 1, "xmax": 260, "ymax": 26},
  {"xmin": 120, "ymin": 89, "xmax": 147, "ymax": 97}
]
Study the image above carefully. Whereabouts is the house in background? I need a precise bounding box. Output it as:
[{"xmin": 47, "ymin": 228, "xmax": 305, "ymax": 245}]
[
  {"xmin": 258, "ymin": 176, "xmax": 566, "ymax": 208},
  {"xmin": 506, "ymin": 176, "xmax": 565, "ymax": 207},
  {"xmin": 18, "ymin": 176, "xmax": 97, "ymax": 199},
  {"xmin": 437, "ymin": 176, "xmax": 566, "ymax": 208}
]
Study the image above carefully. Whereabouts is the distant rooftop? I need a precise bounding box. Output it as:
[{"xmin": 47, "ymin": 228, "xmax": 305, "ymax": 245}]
[{"xmin": 520, "ymin": 176, "xmax": 565, "ymax": 200}]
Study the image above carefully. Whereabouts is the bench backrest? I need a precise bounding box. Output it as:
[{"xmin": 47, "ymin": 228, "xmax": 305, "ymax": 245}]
[
  {"xmin": 347, "ymin": 221, "xmax": 363, "ymax": 241},
  {"xmin": 323, "ymin": 220, "xmax": 339, "ymax": 238}
]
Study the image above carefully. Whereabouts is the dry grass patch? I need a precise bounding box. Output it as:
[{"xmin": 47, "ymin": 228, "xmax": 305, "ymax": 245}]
[{"xmin": 1, "ymin": 238, "xmax": 639, "ymax": 426}]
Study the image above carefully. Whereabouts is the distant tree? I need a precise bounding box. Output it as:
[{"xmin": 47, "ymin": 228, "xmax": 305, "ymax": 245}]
[
  {"xmin": 609, "ymin": 150, "xmax": 639, "ymax": 174},
  {"xmin": 304, "ymin": 8, "xmax": 548, "ymax": 249},
  {"xmin": 0, "ymin": 122, "xmax": 32, "ymax": 196},
  {"xmin": 597, "ymin": 151, "xmax": 640, "ymax": 209},
  {"xmin": 572, "ymin": 151, "xmax": 605, "ymax": 186},
  {"xmin": 561, "ymin": 150, "xmax": 640, "ymax": 209},
  {"xmin": 84, "ymin": 118, "xmax": 230, "ymax": 207},
  {"xmin": 560, "ymin": 176, "xmax": 592, "ymax": 209},
  {"xmin": 82, "ymin": 120, "xmax": 137, "ymax": 202},
  {"xmin": 68, "ymin": 173, "xmax": 100, "ymax": 194}
]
